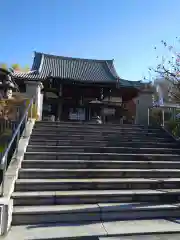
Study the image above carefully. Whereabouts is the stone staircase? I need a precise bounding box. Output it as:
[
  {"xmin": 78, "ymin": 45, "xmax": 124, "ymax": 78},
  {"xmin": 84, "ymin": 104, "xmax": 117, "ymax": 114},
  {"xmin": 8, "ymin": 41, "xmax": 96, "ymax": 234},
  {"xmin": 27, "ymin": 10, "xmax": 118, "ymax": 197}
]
[{"xmin": 6, "ymin": 122, "xmax": 180, "ymax": 239}]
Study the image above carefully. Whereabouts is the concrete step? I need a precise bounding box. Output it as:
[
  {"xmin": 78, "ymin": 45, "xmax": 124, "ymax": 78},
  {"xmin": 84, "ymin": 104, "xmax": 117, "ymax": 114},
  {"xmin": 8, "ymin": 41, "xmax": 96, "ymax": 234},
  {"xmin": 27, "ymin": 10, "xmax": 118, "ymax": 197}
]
[
  {"xmin": 29, "ymin": 139, "xmax": 179, "ymax": 148},
  {"xmin": 5, "ymin": 219, "xmax": 180, "ymax": 240},
  {"xmin": 12, "ymin": 203, "xmax": 180, "ymax": 226},
  {"xmin": 21, "ymin": 160, "xmax": 180, "ymax": 169},
  {"xmin": 18, "ymin": 168, "xmax": 180, "ymax": 179},
  {"xmin": 30, "ymin": 135, "xmax": 174, "ymax": 142},
  {"xmin": 33, "ymin": 123, "xmax": 162, "ymax": 130},
  {"xmin": 29, "ymin": 136, "xmax": 174, "ymax": 143},
  {"xmin": 15, "ymin": 178, "xmax": 180, "ymax": 191},
  {"xmin": 31, "ymin": 131, "xmax": 168, "ymax": 138},
  {"xmin": 26, "ymin": 145, "xmax": 180, "ymax": 154},
  {"xmin": 34, "ymin": 123, "xmax": 143, "ymax": 127},
  {"xmin": 31, "ymin": 133, "xmax": 168, "ymax": 140},
  {"xmin": 24, "ymin": 152, "xmax": 180, "ymax": 161},
  {"xmin": 32, "ymin": 128, "xmax": 165, "ymax": 135},
  {"xmin": 12, "ymin": 189, "xmax": 180, "ymax": 206},
  {"xmin": 34, "ymin": 123, "xmax": 165, "ymax": 134},
  {"xmin": 34, "ymin": 123, "xmax": 161, "ymax": 132},
  {"xmin": 33, "ymin": 129, "xmax": 165, "ymax": 137},
  {"xmin": 12, "ymin": 204, "xmax": 100, "ymax": 225},
  {"xmin": 35, "ymin": 121, "xmax": 147, "ymax": 128}
]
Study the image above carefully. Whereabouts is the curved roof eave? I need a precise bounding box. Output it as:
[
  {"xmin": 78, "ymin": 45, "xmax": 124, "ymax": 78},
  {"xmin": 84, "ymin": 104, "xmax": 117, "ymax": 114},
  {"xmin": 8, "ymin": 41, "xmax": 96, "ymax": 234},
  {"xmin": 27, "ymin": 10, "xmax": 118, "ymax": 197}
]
[
  {"xmin": 13, "ymin": 52, "xmax": 142, "ymax": 86},
  {"xmin": 105, "ymin": 60, "xmax": 121, "ymax": 80}
]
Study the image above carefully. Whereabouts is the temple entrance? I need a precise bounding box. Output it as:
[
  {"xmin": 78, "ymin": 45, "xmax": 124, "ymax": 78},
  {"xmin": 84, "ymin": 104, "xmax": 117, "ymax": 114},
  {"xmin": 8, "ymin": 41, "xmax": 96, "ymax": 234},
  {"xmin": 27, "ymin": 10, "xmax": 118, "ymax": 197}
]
[
  {"xmin": 68, "ymin": 108, "xmax": 86, "ymax": 121},
  {"xmin": 42, "ymin": 101, "xmax": 58, "ymax": 120},
  {"xmin": 61, "ymin": 104, "xmax": 86, "ymax": 121}
]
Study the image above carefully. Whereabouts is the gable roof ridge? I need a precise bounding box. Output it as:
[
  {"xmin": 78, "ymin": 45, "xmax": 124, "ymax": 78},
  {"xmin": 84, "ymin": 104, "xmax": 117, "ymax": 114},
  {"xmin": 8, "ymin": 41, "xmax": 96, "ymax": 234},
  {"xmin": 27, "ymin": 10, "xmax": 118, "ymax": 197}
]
[
  {"xmin": 35, "ymin": 51, "xmax": 112, "ymax": 63},
  {"xmin": 38, "ymin": 53, "xmax": 44, "ymax": 73},
  {"xmin": 31, "ymin": 51, "xmax": 43, "ymax": 72}
]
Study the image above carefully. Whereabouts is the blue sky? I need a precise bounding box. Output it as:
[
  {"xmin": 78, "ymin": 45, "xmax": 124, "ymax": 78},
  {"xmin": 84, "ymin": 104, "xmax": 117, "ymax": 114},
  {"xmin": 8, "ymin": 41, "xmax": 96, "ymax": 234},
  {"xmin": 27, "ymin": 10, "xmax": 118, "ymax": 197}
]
[{"xmin": 0, "ymin": 0, "xmax": 179, "ymax": 80}]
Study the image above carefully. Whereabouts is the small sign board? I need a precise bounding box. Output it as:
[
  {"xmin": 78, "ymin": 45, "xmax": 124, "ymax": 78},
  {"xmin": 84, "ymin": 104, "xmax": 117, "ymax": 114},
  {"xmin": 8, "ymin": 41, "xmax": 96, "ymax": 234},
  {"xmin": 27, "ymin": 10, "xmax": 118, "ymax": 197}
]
[
  {"xmin": 69, "ymin": 108, "xmax": 85, "ymax": 120},
  {"xmin": 102, "ymin": 108, "xmax": 115, "ymax": 115}
]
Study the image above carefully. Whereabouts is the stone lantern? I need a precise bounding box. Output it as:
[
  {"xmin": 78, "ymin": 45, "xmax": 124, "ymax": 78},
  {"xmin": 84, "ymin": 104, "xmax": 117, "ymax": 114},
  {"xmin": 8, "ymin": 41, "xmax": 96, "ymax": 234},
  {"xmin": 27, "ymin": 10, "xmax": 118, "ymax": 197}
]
[{"xmin": 0, "ymin": 68, "xmax": 16, "ymax": 99}]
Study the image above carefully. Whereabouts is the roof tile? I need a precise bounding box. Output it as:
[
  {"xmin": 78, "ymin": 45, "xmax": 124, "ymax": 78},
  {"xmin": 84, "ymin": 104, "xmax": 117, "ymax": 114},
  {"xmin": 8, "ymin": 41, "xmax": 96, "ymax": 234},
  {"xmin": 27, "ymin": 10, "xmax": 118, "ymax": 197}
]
[{"xmin": 11, "ymin": 52, "xmax": 142, "ymax": 88}]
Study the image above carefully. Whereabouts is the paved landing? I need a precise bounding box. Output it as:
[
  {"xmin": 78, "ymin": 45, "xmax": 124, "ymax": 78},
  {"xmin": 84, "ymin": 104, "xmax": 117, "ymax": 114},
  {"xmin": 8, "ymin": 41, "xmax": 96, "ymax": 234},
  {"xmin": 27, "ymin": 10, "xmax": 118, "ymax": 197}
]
[
  {"xmin": 100, "ymin": 235, "xmax": 180, "ymax": 240},
  {"xmin": 3, "ymin": 219, "xmax": 180, "ymax": 240}
]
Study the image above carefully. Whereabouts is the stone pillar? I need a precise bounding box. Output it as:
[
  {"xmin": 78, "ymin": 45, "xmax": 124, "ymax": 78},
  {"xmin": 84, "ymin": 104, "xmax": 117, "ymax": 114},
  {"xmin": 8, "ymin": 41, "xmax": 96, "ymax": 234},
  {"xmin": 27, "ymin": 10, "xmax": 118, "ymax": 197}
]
[
  {"xmin": 25, "ymin": 80, "xmax": 44, "ymax": 121},
  {"xmin": 135, "ymin": 88, "xmax": 153, "ymax": 125}
]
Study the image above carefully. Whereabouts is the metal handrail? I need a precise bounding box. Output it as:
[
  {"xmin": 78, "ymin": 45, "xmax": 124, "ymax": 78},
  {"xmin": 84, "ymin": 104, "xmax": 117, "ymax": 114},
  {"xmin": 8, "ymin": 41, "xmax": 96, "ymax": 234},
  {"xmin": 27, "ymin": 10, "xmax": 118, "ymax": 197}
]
[{"xmin": 0, "ymin": 97, "xmax": 34, "ymax": 196}]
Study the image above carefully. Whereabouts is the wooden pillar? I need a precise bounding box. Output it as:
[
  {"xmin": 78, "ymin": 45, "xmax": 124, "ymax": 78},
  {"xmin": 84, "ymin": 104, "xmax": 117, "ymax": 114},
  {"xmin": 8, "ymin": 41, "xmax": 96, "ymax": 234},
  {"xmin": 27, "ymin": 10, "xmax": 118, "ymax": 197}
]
[
  {"xmin": 57, "ymin": 100, "xmax": 62, "ymax": 121},
  {"xmin": 57, "ymin": 83, "xmax": 62, "ymax": 121},
  {"xmin": 89, "ymin": 107, "xmax": 91, "ymax": 121}
]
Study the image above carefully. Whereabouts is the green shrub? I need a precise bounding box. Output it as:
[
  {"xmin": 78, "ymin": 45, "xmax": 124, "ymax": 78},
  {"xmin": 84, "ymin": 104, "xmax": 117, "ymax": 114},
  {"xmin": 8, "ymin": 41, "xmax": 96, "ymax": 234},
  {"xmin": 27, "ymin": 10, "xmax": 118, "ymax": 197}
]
[{"xmin": 166, "ymin": 120, "xmax": 180, "ymax": 137}]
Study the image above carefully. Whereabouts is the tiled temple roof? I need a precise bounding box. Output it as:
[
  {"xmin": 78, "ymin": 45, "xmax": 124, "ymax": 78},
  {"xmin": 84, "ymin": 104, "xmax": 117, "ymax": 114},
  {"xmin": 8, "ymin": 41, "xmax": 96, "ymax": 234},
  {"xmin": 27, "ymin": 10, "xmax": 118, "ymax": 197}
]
[
  {"xmin": 12, "ymin": 52, "xmax": 142, "ymax": 88},
  {"xmin": 12, "ymin": 70, "xmax": 41, "ymax": 80}
]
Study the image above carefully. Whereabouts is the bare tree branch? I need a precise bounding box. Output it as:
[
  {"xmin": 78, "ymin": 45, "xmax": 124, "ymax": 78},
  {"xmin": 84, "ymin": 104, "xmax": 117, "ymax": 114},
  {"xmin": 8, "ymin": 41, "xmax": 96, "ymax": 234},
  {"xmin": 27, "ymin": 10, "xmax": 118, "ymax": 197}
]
[{"xmin": 149, "ymin": 38, "xmax": 180, "ymax": 102}]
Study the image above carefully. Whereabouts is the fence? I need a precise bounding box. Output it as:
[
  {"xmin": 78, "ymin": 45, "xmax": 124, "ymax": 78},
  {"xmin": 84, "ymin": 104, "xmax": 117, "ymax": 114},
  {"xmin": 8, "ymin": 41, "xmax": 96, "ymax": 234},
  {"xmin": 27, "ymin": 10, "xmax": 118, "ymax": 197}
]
[{"xmin": 148, "ymin": 104, "xmax": 180, "ymax": 138}]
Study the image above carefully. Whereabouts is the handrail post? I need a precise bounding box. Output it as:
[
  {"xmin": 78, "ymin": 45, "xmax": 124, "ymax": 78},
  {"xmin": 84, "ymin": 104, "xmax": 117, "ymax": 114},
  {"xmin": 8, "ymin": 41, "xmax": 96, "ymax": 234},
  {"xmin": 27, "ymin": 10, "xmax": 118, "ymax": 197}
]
[
  {"xmin": 30, "ymin": 103, "xmax": 33, "ymax": 121},
  {"xmin": 1, "ymin": 155, "xmax": 7, "ymax": 197},
  {"xmin": 24, "ymin": 112, "xmax": 28, "ymax": 138},
  {"xmin": 148, "ymin": 108, "xmax": 150, "ymax": 126},
  {"xmin": 162, "ymin": 109, "xmax": 165, "ymax": 127},
  {"xmin": 16, "ymin": 129, "xmax": 20, "ymax": 155}
]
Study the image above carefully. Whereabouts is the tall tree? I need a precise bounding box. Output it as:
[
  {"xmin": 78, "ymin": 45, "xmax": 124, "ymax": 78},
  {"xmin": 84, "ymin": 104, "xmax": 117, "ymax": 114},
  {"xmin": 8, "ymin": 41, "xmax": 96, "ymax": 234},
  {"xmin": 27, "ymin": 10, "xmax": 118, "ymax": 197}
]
[
  {"xmin": 0, "ymin": 63, "xmax": 8, "ymax": 70},
  {"xmin": 11, "ymin": 63, "xmax": 21, "ymax": 71},
  {"xmin": 23, "ymin": 65, "xmax": 30, "ymax": 72},
  {"xmin": 1, "ymin": 63, "xmax": 30, "ymax": 72}
]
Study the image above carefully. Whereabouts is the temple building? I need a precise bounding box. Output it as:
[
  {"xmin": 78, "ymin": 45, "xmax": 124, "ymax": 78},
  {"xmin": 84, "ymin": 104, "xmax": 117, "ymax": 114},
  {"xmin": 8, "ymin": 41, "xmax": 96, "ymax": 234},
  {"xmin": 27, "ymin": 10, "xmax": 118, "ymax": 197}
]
[{"xmin": 11, "ymin": 52, "xmax": 153, "ymax": 123}]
